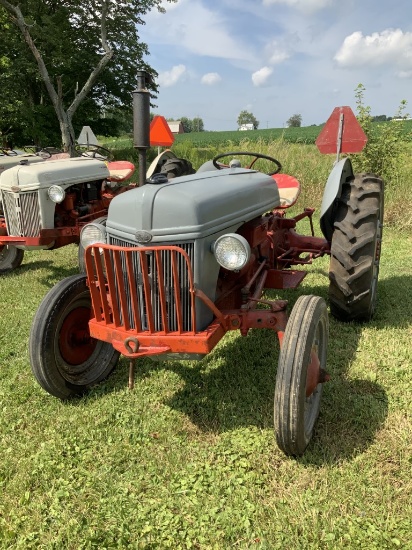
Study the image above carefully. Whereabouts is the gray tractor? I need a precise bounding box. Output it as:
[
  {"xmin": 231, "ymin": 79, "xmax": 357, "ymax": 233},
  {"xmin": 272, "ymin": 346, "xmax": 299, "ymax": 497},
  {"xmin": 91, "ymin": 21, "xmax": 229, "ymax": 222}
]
[{"xmin": 29, "ymin": 72, "xmax": 383, "ymax": 457}]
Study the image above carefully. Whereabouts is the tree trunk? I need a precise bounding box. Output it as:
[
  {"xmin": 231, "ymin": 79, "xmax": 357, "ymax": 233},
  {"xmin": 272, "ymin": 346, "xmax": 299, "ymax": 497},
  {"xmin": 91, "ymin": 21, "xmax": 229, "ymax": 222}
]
[{"xmin": 59, "ymin": 115, "xmax": 76, "ymax": 156}]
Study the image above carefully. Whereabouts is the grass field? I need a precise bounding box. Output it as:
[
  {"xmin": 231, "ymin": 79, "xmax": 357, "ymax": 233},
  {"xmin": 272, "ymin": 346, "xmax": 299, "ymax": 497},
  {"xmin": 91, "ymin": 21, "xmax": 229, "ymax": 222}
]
[
  {"xmin": 106, "ymin": 136, "xmax": 412, "ymax": 232},
  {"xmin": 107, "ymin": 119, "xmax": 412, "ymax": 149},
  {"xmin": 1, "ymin": 227, "xmax": 411, "ymax": 548},
  {"xmin": 1, "ymin": 138, "xmax": 411, "ymax": 547}
]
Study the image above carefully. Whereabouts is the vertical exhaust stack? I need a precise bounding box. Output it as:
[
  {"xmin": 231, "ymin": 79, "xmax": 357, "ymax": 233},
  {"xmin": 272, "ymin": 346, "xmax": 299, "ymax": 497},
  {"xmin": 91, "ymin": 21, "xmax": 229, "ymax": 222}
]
[{"xmin": 133, "ymin": 71, "xmax": 151, "ymax": 186}]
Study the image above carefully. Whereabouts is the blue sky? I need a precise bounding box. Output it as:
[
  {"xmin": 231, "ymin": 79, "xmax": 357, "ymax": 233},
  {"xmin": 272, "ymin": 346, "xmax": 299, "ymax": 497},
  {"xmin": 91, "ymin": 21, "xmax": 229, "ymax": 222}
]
[{"xmin": 139, "ymin": 0, "xmax": 412, "ymax": 131}]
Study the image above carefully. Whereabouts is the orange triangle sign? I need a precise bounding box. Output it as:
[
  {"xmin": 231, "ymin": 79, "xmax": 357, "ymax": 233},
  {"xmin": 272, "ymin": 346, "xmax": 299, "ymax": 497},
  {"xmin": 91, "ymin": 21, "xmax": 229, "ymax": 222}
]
[
  {"xmin": 316, "ymin": 106, "xmax": 367, "ymax": 154},
  {"xmin": 150, "ymin": 115, "xmax": 175, "ymax": 147}
]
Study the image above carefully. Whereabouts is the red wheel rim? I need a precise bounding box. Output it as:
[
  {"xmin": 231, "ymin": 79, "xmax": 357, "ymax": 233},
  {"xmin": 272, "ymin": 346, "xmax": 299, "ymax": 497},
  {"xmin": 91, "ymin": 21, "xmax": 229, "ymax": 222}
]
[{"xmin": 59, "ymin": 307, "xmax": 97, "ymax": 365}]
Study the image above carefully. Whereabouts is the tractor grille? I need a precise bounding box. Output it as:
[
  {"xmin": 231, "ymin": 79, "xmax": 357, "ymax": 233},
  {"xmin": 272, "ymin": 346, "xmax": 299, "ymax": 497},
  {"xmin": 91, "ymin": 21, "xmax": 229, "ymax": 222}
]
[
  {"xmin": 1, "ymin": 190, "xmax": 41, "ymax": 237},
  {"xmin": 92, "ymin": 238, "xmax": 195, "ymax": 333}
]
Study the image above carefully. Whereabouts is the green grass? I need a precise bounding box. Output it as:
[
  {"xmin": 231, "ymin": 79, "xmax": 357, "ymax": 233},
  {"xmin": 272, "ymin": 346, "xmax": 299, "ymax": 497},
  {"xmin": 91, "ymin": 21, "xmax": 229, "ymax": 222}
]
[
  {"xmin": 2, "ymin": 135, "xmax": 412, "ymax": 546},
  {"xmin": 105, "ymin": 135, "xmax": 412, "ymax": 232},
  {"xmin": 108, "ymin": 119, "xmax": 412, "ymax": 149},
  {"xmin": 1, "ymin": 214, "xmax": 411, "ymax": 547}
]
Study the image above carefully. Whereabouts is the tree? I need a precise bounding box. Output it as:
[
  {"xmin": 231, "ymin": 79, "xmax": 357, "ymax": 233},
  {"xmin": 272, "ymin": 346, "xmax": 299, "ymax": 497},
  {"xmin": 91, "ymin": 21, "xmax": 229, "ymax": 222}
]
[
  {"xmin": 180, "ymin": 117, "xmax": 193, "ymax": 133},
  {"xmin": 286, "ymin": 114, "xmax": 302, "ymax": 127},
  {"xmin": 0, "ymin": 0, "xmax": 176, "ymax": 154},
  {"xmin": 372, "ymin": 115, "xmax": 388, "ymax": 122},
  {"xmin": 192, "ymin": 117, "xmax": 204, "ymax": 132},
  {"xmin": 169, "ymin": 116, "xmax": 204, "ymax": 133},
  {"xmin": 237, "ymin": 110, "xmax": 259, "ymax": 130}
]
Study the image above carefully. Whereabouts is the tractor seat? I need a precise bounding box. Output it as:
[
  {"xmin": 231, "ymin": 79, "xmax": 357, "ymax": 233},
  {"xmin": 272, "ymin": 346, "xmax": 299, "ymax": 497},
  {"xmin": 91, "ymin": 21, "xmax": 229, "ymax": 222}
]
[
  {"xmin": 272, "ymin": 173, "xmax": 301, "ymax": 208},
  {"xmin": 107, "ymin": 160, "xmax": 135, "ymax": 182}
]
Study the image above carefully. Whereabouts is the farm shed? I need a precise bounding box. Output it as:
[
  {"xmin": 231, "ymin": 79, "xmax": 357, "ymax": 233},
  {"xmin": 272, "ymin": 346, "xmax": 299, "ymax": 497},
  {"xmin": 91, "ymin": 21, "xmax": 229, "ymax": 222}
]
[{"xmin": 167, "ymin": 121, "xmax": 184, "ymax": 134}]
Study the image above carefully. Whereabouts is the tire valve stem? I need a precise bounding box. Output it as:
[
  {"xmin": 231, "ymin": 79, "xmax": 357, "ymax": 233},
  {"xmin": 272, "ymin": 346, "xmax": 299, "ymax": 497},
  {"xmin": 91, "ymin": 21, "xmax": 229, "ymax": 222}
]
[{"xmin": 128, "ymin": 360, "xmax": 135, "ymax": 390}]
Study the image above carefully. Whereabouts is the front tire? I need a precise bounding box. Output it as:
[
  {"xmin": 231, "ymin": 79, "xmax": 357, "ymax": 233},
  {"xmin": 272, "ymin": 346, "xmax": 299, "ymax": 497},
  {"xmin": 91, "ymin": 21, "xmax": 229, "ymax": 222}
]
[
  {"xmin": 274, "ymin": 295, "xmax": 329, "ymax": 456},
  {"xmin": 328, "ymin": 173, "xmax": 384, "ymax": 322},
  {"xmin": 29, "ymin": 274, "xmax": 119, "ymax": 399},
  {"xmin": 0, "ymin": 245, "xmax": 24, "ymax": 273}
]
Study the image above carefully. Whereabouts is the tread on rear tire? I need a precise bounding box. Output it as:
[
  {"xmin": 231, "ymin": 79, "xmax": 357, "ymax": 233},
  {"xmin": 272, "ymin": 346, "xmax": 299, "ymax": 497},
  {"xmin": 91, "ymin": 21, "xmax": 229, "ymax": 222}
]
[
  {"xmin": 159, "ymin": 158, "xmax": 195, "ymax": 179},
  {"xmin": 328, "ymin": 173, "xmax": 384, "ymax": 322}
]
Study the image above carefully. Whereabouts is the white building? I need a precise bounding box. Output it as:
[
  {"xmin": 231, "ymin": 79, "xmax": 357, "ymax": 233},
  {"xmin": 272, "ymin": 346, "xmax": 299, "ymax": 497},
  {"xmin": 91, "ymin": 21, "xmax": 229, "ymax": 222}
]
[{"xmin": 239, "ymin": 124, "xmax": 254, "ymax": 131}]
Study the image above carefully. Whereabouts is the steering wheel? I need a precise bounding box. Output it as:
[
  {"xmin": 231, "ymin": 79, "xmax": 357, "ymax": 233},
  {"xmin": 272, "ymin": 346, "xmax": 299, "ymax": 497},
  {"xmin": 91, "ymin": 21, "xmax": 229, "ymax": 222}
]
[
  {"xmin": 75, "ymin": 144, "xmax": 114, "ymax": 161},
  {"xmin": 22, "ymin": 145, "xmax": 63, "ymax": 158},
  {"xmin": 1, "ymin": 148, "xmax": 19, "ymax": 156},
  {"xmin": 22, "ymin": 145, "xmax": 38, "ymax": 154},
  {"xmin": 212, "ymin": 151, "xmax": 282, "ymax": 175},
  {"xmin": 39, "ymin": 146, "xmax": 66, "ymax": 158}
]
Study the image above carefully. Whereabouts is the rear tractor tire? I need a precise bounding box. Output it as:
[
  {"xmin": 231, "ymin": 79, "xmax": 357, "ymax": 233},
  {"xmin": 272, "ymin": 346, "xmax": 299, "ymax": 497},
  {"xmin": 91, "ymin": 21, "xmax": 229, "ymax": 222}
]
[
  {"xmin": 159, "ymin": 158, "xmax": 195, "ymax": 179},
  {"xmin": 29, "ymin": 274, "xmax": 119, "ymax": 399},
  {"xmin": 0, "ymin": 245, "xmax": 24, "ymax": 273},
  {"xmin": 328, "ymin": 173, "xmax": 384, "ymax": 322}
]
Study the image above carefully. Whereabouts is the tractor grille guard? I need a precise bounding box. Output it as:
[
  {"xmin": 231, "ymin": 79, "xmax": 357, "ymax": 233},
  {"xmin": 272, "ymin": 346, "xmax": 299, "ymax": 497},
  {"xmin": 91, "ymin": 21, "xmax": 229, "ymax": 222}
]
[
  {"xmin": 1, "ymin": 190, "xmax": 41, "ymax": 237},
  {"xmin": 85, "ymin": 242, "xmax": 231, "ymax": 357},
  {"xmin": 86, "ymin": 243, "xmax": 197, "ymax": 335},
  {"xmin": 85, "ymin": 243, "xmax": 290, "ymax": 358}
]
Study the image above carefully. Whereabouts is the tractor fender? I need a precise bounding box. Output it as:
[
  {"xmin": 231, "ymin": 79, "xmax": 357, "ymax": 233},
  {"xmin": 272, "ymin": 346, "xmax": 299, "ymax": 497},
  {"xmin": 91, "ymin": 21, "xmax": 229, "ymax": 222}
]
[
  {"xmin": 146, "ymin": 149, "xmax": 177, "ymax": 178},
  {"xmin": 319, "ymin": 157, "xmax": 354, "ymax": 242}
]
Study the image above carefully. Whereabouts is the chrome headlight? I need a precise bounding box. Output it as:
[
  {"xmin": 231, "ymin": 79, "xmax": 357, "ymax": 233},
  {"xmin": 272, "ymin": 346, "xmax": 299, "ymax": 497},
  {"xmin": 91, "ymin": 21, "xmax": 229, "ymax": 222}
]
[
  {"xmin": 212, "ymin": 233, "xmax": 251, "ymax": 271},
  {"xmin": 48, "ymin": 185, "xmax": 65, "ymax": 203},
  {"xmin": 80, "ymin": 223, "xmax": 107, "ymax": 249}
]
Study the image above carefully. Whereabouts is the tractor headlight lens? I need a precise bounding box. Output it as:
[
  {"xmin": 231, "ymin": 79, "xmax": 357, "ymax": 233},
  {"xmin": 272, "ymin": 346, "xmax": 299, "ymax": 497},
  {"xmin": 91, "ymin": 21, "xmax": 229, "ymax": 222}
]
[
  {"xmin": 80, "ymin": 223, "xmax": 106, "ymax": 249},
  {"xmin": 212, "ymin": 233, "xmax": 251, "ymax": 271},
  {"xmin": 48, "ymin": 185, "xmax": 65, "ymax": 203}
]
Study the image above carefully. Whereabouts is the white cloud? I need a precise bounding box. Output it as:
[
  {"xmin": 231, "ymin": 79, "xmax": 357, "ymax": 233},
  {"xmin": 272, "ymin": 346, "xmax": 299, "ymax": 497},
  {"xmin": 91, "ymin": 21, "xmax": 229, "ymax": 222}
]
[
  {"xmin": 264, "ymin": 40, "xmax": 291, "ymax": 65},
  {"xmin": 143, "ymin": 0, "xmax": 256, "ymax": 63},
  {"xmin": 262, "ymin": 0, "xmax": 333, "ymax": 13},
  {"xmin": 398, "ymin": 70, "xmax": 412, "ymax": 79},
  {"xmin": 252, "ymin": 66, "xmax": 273, "ymax": 87},
  {"xmin": 334, "ymin": 29, "xmax": 412, "ymax": 72},
  {"xmin": 201, "ymin": 72, "xmax": 222, "ymax": 85},
  {"xmin": 160, "ymin": 0, "xmax": 182, "ymax": 10},
  {"xmin": 157, "ymin": 65, "xmax": 187, "ymax": 87}
]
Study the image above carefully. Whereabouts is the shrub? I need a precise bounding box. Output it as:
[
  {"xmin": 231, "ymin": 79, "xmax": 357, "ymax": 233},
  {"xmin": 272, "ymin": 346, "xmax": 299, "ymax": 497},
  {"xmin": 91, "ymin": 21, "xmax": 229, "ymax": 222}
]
[
  {"xmin": 349, "ymin": 83, "xmax": 409, "ymax": 184},
  {"xmin": 349, "ymin": 84, "xmax": 412, "ymax": 230}
]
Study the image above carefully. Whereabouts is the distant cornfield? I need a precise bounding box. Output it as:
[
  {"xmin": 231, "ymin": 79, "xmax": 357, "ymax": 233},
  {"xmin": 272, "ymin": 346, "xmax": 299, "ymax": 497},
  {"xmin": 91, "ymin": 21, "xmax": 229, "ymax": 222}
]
[{"xmin": 103, "ymin": 126, "xmax": 412, "ymax": 232}]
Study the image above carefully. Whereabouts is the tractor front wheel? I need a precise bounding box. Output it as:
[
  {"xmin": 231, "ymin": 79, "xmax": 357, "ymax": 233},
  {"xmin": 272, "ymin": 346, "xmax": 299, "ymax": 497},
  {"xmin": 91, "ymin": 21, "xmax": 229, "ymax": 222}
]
[
  {"xmin": 29, "ymin": 274, "xmax": 119, "ymax": 399},
  {"xmin": 328, "ymin": 173, "xmax": 384, "ymax": 322},
  {"xmin": 0, "ymin": 245, "xmax": 24, "ymax": 273},
  {"xmin": 274, "ymin": 295, "xmax": 329, "ymax": 456}
]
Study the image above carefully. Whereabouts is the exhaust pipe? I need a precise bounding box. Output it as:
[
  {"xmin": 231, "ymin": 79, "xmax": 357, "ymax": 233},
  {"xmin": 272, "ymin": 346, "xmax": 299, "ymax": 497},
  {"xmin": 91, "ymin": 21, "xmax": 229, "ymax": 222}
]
[{"xmin": 132, "ymin": 71, "xmax": 151, "ymax": 186}]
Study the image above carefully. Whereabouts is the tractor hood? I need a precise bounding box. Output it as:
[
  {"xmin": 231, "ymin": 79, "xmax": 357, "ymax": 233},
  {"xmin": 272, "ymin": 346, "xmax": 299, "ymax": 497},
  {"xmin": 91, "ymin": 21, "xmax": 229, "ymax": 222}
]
[
  {"xmin": 0, "ymin": 154, "xmax": 44, "ymax": 177},
  {"xmin": 0, "ymin": 157, "xmax": 109, "ymax": 192},
  {"xmin": 107, "ymin": 168, "xmax": 280, "ymax": 241}
]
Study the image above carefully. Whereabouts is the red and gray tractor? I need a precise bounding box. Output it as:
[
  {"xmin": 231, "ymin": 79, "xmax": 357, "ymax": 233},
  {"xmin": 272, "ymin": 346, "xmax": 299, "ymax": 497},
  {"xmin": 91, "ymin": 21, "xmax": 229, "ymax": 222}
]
[
  {"xmin": 0, "ymin": 144, "xmax": 194, "ymax": 273},
  {"xmin": 29, "ymin": 72, "xmax": 383, "ymax": 456},
  {"xmin": 0, "ymin": 146, "xmax": 136, "ymax": 272}
]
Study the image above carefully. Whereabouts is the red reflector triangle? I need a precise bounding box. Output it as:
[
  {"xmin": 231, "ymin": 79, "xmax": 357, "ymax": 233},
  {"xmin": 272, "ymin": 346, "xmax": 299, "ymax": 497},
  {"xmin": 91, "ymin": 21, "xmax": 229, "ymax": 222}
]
[
  {"xmin": 150, "ymin": 116, "xmax": 175, "ymax": 147},
  {"xmin": 316, "ymin": 106, "xmax": 367, "ymax": 154}
]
